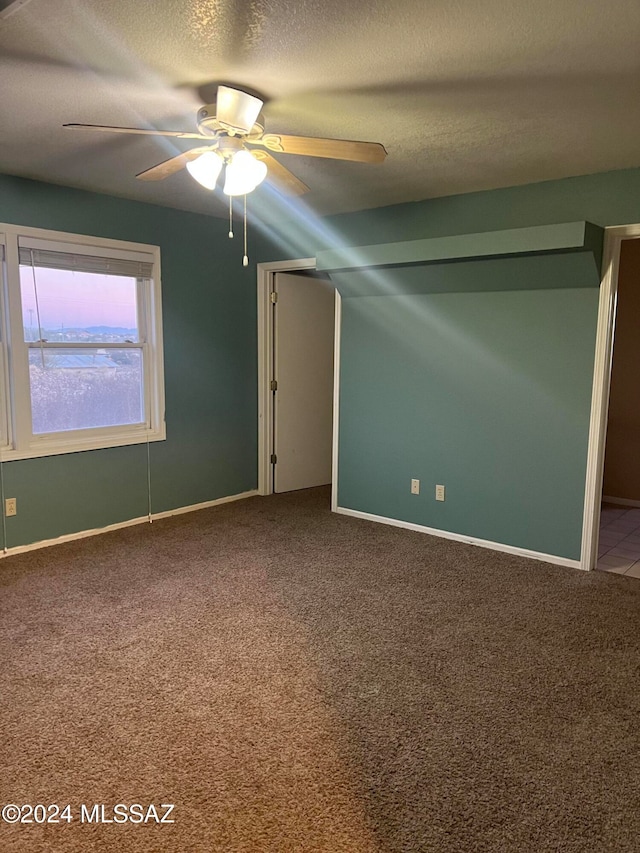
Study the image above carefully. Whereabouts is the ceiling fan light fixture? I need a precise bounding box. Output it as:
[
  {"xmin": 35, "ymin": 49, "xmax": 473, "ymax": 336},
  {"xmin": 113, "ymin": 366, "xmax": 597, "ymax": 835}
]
[
  {"xmin": 186, "ymin": 151, "xmax": 223, "ymax": 190},
  {"xmin": 223, "ymin": 150, "xmax": 268, "ymax": 196},
  {"xmin": 64, "ymin": 84, "xmax": 386, "ymax": 266}
]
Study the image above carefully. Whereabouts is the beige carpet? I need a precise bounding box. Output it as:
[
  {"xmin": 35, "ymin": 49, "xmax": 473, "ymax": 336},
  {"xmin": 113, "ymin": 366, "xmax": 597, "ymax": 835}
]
[{"xmin": 1, "ymin": 486, "xmax": 639, "ymax": 852}]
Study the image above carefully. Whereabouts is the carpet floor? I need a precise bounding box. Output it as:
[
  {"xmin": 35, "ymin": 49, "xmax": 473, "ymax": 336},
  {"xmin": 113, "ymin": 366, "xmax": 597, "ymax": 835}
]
[{"xmin": 1, "ymin": 487, "xmax": 639, "ymax": 852}]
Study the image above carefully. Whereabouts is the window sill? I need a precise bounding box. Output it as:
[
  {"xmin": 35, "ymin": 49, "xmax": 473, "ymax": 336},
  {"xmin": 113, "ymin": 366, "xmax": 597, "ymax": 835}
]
[{"xmin": 0, "ymin": 425, "xmax": 166, "ymax": 462}]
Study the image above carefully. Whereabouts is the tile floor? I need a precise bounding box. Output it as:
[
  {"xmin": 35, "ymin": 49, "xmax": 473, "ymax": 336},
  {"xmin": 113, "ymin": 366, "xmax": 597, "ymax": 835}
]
[{"xmin": 597, "ymin": 504, "xmax": 640, "ymax": 577}]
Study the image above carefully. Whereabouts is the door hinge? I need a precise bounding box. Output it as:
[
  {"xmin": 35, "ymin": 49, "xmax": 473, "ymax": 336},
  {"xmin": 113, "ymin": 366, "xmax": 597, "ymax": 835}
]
[
  {"xmin": 270, "ymin": 291, "xmax": 278, "ymax": 303},
  {"xmin": 270, "ymin": 379, "xmax": 278, "ymax": 391},
  {"xmin": 270, "ymin": 453, "xmax": 277, "ymax": 464}
]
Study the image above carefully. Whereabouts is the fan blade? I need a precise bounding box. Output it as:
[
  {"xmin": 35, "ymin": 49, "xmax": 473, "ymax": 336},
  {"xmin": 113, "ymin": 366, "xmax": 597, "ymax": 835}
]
[
  {"xmin": 0, "ymin": 0, "xmax": 36, "ymax": 20},
  {"xmin": 136, "ymin": 146, "xmax": 216, "ymax": 181},
  {"xmin": 216, "ymin": 86, "xmax": 264, "ymax": 134},
  {"xmin": 252, "ymin": 134, "xmax": 387, "ymax": 163},
  {"xmin": 252, "ymin": 151, "xmax": 310, "ymax": 196},
  {"xmin": 63, "ymin": 123, "xmax": 208, "ymax": 140}
]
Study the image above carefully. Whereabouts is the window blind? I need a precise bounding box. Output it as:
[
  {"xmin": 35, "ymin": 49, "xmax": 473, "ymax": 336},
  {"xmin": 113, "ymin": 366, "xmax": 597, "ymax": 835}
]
[
  {"xmin": 18, "ymin": 236, "xmax": 154, "ymax": 278},
  {"xmin": 18, "ymin": 246, "xmax": 153, "ymax": 278}
]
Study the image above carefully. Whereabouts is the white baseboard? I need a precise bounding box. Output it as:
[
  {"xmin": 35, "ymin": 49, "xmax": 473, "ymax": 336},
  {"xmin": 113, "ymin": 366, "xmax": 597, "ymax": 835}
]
[
  {"xmin": 151, "ymin": 491, "xmax": 258, "ymax": 520},
  {"xmin": 0, "ymin": 490, "xmax": 259, "ymax": 558},
  {"xmin": 334, "ymin": 506, "xmax": 582, "ymax": 570},
  {"xmin": 602, "ymin": 495, "xmax": 640, "ymax": 508}
]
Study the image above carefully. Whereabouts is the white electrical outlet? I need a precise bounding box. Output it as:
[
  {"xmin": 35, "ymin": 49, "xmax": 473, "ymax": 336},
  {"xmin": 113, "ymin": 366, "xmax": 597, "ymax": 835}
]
[
  {"xmin": 435, "ymin": 484, "xmax": 445, "ymax": 502},
  {"xmin": 5, "ymin": 497, "xmax": 17, "ymax": 517},
  {"xmin": 411, "ymin": 478, "xmax": 420, "ymax": 495}
]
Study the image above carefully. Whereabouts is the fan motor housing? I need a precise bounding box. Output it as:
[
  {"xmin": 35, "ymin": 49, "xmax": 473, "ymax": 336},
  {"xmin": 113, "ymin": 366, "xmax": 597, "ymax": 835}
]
[{"xmin": 197, "ymin": 104, "xmax": 265, "ymax": 140}]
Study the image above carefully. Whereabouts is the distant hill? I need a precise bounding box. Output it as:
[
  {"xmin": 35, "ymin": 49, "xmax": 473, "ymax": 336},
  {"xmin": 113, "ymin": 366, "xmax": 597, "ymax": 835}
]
[{"xmin": 66, "ymin": 326, "xmax": 137, "ymax": 336}]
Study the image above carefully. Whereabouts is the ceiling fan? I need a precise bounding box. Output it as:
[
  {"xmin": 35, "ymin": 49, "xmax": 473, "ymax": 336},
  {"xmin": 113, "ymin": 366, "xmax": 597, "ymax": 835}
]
[{"xmin": 64, "ymin": 85, "xmax": 388, "ymax": 198}]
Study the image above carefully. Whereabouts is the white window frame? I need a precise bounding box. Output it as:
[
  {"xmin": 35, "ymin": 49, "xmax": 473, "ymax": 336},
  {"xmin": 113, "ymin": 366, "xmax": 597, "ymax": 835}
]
[{"xmin": 0, "ymin": 224, "xmax": 165, "ymax": 461}]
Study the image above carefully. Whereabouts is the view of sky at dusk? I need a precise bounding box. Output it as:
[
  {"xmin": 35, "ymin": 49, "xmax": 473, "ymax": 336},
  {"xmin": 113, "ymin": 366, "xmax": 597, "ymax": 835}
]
[{"xmin": 19, "ymin": 267, "xmax": 138, "ymax": 332}]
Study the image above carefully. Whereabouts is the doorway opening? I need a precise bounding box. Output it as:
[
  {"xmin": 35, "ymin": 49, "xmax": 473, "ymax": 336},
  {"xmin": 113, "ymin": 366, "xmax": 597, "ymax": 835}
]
[
  {"xmin": 257, "ymin": 259, "xmax": 340, "ymax": 507},
  {"xmin": 582, "ymin": 224, "xmax": 640, "ymax": 571},
  {"xmin": 594, "ymin": 235, "xmax": 640, "ymax": 576}
]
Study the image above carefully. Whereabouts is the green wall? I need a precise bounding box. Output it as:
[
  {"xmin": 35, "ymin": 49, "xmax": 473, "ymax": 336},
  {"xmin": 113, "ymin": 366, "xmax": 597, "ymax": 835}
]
[
  {"xmin": 338, "ymin": 284, "xmax": 599, "ymax": 559},
  {"xmin": 252, "ymin": 167, "xmax": 640, "ymax": 263},
  {"xmin": 0, "ymin": 174, "xmax": 273, "ymax": 548},
  {"xmin": 263, "ymin": 166, "xmax": 640, "ymax": 562},
  {"xmin": 325, "ymin": 167, "xmax": 640, "ymax": 246},
  {"xmin": 324, "ymin": 230, "xmax": 603, "ymax": 560}
]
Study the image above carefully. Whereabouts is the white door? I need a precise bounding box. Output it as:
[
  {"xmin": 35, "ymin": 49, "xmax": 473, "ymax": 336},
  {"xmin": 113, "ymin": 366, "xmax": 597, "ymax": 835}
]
[{"xmin": 273, "ymin": 272, "xmax": 335, "ymax": 493}]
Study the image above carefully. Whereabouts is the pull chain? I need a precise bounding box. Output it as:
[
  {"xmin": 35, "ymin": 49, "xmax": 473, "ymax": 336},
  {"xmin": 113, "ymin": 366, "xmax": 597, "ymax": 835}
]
[
  {"xmin": 228, "ymin": 195, "xmax": 233, "ymax": 238},
  {"xmin": 243, "ymin": 194, "xmax": 249, "ymax": 267}
]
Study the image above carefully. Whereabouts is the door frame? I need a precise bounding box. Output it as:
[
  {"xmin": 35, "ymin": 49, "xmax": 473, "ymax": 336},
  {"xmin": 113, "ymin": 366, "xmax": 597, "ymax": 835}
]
[
  {"xmin": 257, "ymin": 258, "xmax": 341, "ymax": 508},
  {"xmin": 581, "ymin": 223, "xmax": 640, "ymax": 569}
]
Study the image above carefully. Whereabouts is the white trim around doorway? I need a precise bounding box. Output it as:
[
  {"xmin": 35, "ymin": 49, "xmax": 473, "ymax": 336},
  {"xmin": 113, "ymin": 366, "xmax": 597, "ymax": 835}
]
[
  {"xmin": 257, "ymin": 258, "xmax": 341, "ymax": 508},
  {"xmin": 257, "ymin": 258, "xmax": 317, "ymax": 496},
  {"xmin": 580, "ymin": 223, "xmax": 640, "ymax": 570}
]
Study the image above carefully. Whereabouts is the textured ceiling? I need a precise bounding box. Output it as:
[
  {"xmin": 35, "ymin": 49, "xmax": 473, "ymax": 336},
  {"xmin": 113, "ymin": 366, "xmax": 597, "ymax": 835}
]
[{"xmin": 0, "ymin": 0, "xmax": 639, "ymax": 218}]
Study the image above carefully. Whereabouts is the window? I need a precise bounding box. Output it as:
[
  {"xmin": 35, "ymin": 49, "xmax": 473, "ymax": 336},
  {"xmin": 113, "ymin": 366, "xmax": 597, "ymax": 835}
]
[{"xmin": 0, "ymin": 225, "xmax": 165, "ymax": 460}]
